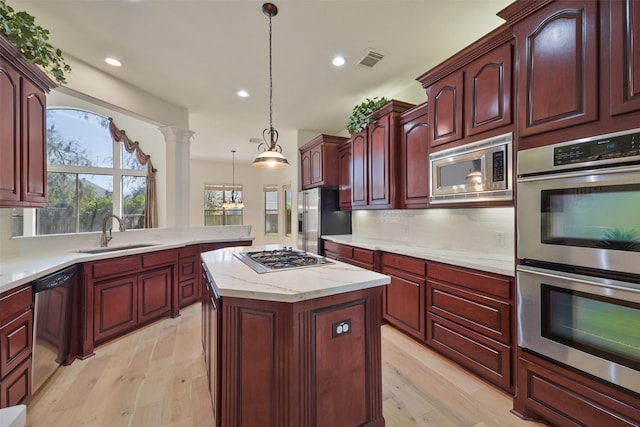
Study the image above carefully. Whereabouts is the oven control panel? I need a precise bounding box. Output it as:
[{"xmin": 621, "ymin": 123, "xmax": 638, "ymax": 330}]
[{"xmin": 554, "ymin": 131, "xmax": 640, "ymax": 166}]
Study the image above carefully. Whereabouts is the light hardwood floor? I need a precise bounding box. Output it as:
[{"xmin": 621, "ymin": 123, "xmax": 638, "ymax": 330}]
[{"xmin": 26, "ymin": 303, "xmax": 545, "ymax": 427}]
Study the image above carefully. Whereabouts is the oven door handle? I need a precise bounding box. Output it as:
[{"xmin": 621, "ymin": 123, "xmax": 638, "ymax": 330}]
[
  {"xmin": 517, "ymin": 265, "xmax": 640, "ymax": 294},
  {"xmin": 517, "ymin": 164, "xmax": 640, "ymax": 182}
]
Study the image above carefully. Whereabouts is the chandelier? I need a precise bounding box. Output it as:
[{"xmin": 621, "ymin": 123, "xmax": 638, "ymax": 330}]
[
  {"xmin": 253, "ymin": 2, "xmax": 290, "ymax": 169},
  {"xmin": 222, "ymin": 150, "xmax": 244, "ymax": 209}
]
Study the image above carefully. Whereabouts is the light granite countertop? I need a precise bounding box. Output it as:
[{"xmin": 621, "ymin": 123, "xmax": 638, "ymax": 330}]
[
  {"xmin": 322, "ymin": 235, "xmax": 515, "ymax": 277},
  {"xmin": 0, "ymin": 226, "xmax": 253, "ymax": 294},
  {"xmin": 201, "ymin": 245, "xmax": 390, "ymax": 303}
]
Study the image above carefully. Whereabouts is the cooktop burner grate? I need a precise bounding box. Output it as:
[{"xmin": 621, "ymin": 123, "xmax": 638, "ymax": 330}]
[{"xmin": 235, "ymin": 248, "xmax": 333, "ymax": 273}]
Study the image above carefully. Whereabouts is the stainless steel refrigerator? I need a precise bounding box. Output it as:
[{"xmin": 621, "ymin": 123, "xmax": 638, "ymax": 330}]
[{"xmin": 297, "ymin": 187, "xmax": 351, "ymax": 255}]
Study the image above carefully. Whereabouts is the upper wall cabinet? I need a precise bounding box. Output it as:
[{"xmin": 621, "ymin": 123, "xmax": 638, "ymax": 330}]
[
  {"xmin": 337, "ymin": 139, "xmax": 352, "ymax": 211},
  {"xmin": 399, "ymin": 103, "xmax": 429, "ymax": 209},
  {"xmin": 0, "ymin": 34, "xmax": 55, "ymax": 208},
  {"xmin": 351, "ymin": 100, "xmax": 415, "ymax": 210},
  {"xmin": 512, "ymin": 0, "xmax": 598, "ymax": 138},
  {"xmin": 500, "ymin": 0, "xmax": 640, "ymax": 151},
  {"xmin": 417, "ymin": 26, "xmax": 514, "ymax": 152},
  {"xmin": 299, "ymin": 134, "xmax": 348, "ymax": 190}
]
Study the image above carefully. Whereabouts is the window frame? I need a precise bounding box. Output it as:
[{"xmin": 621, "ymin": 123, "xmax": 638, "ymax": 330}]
[
  {"xmin": 264, "ymin": 185, "xmax": 279, "ymax": 236},
  {"xmin": 204, "ymin": 184, "xmax": 244, "ymax": 226}
]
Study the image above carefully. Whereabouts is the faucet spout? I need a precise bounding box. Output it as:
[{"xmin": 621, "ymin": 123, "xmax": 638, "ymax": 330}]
[{"xmin": 100, "ymin": 214, "xmax": 125, "ymax": 247}]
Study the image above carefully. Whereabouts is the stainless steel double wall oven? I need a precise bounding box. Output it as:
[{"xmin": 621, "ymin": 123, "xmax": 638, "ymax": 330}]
[{"xmin": 516, "ymin": 128, "xmax": 640, "ymax": 395}]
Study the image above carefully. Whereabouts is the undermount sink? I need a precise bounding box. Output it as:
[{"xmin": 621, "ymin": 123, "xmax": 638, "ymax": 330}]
[{"xmin": 77, "ymin": 243, "xmax": 159, "ymax": 254}]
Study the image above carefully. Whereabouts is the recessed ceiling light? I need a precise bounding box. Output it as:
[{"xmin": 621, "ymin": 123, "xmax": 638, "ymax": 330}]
[
  {"xmin": 332, "ymin": 56, "xmax": 345, "ymax": 67},
  {"xmin": 105, "ymin": 57, "xmax": 122, "ymax": 67},
  {"xmin": 237, "ymin": 90, "xmax": 249, "ymax": 98}
]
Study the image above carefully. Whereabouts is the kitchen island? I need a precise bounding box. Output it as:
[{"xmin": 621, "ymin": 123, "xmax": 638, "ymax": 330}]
[{"xmin": 200, "ymin": 245, "xmax": 390, "ymax": 427}]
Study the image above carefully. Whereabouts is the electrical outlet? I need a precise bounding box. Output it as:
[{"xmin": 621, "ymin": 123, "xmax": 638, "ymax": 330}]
[{"xmin": 495, "ymin": 231, "xmax": 505, "ymax": 246}]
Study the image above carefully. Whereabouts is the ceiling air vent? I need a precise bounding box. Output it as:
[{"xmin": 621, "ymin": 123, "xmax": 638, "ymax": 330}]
[{"xmin": 357, "ymin": 49, "xmax": 385, "ymax": 69}]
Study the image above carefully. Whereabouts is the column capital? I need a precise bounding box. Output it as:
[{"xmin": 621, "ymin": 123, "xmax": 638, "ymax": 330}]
[{"xmin": 158, "ymin": 126, "xmax": 194, "ymax": 144}]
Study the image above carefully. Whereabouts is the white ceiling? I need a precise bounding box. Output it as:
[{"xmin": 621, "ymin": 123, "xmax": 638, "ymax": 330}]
[{"xmin": 15, "ymin": 0, "xmax": 511, "ymax": 162}]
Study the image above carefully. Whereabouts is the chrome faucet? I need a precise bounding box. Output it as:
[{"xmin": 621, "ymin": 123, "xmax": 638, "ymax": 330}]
[{"xmin": 100, "ymin": 214, "xmax": 126, "ymax": 247}]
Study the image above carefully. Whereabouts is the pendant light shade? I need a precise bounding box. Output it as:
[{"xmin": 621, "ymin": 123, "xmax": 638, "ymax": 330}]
[
  {"xmin": 222, "ymin": 150, "xmax": 245, "ymax": 209},
  {"xmin": 253, "ymin": 2, "xmax": 290, "ymax": 169}
]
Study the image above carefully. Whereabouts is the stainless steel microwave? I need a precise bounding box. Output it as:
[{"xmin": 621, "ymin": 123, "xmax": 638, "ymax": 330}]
[{"xmin": 429, "ymin": 133, "xmax": 512, "ymax": 204}]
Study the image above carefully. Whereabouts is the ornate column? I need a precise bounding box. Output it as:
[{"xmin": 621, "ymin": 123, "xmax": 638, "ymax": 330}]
[{"xmin": 159, "ymin": 126, "xmax": 194, "ymax": 228}]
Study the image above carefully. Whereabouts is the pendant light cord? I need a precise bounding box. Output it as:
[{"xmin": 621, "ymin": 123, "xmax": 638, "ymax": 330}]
[{"xmin": 268, "ymin": 11, "xmax": 274, "ymax": 145}]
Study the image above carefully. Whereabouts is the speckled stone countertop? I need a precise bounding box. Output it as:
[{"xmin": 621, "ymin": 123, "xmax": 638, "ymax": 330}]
[
  {"xmin": 322, "ymin": 235, "xmax": 515, "ymax": 277},
  {"xmin": 201, "ymin": 245, "xmax": 390, "ymax": 303}
]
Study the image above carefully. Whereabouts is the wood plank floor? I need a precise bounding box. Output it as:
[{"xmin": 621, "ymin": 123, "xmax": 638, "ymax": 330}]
[{"xmin": 26, "ymin": 303, "xmax": 546, "ymax": 427}]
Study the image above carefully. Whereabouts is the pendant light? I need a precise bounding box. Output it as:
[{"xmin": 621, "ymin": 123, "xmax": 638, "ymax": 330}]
[
  {"xmin": 253, "ymin": 2, "xmax": 290, "ymax": 169},
  {"xmin": 222, "ymin": 150, "xmax": 245, "ymax": 209}
]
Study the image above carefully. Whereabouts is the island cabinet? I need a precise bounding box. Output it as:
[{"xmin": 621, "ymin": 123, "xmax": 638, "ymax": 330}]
[
  {"xmin": 399, "ymin": 102, "xmax": 429, "ymax": 209},
  {"xmin": 417, "ymin": 26, "xmax": 513, "ymax": 152},
  {"xmin": 351, "ymin": 100, "xmax": 415, "ymax": 210},
  {"xmin": 203, "ymin": 285, "xmax": 384, "ymax": 427},
  {"xmin": 337, "ymin": 139, "xmax": 352, "ymax": 210},
  {"xmin": 426, "ymin": 262, "xmax": 514, "ymax": 393},
  {"xmin": 514, "ymin": 349, "xmax": 640, "ymax": 427},
  {"xmin": 0, "ymin": 285, "xmax": 33, "ymax": 408},
  {"xmin": 499, "ymin": 0, "xmax": 640, "ymax": 151},
  {"xmin": 0, "ymin": 34, "xmax": 56, "ymax": 208},
  {"xmin": 381, "ymin": 253, "xmax": 427, "ymax": 341},
  {"xmin": 299, "ymin": 134, "xmax": 348, "ymax": 190},
  {"xmin": 81, "ymin": 249, "xmax": 178, "ymax": 357},
  {"xmin": 323, "ymin": 240, "xmax": 376, "ymax": 271}
]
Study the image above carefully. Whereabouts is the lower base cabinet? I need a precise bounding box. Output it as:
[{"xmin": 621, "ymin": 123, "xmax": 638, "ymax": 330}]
[
  {"xmin": 202, "ymin": 272, "xmax": 384, "ymax": 427},
  {"xmin": 514, "ymin": 349, "xmax": 640, "ymax": 426}
]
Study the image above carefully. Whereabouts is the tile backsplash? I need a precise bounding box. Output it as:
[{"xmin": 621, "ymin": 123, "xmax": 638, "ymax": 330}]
[{"xmin": 352, "ymin": 207, "xmax": 514, "ymax": 256}]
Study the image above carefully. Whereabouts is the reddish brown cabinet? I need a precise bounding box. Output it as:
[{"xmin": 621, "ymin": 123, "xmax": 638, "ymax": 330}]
[
  {"xmin": 513, "ymin": 0, "xmax": 598, "ymax": 138},
  {"xmin": 381, "ymin": 252, "xmax": 427, "ymax": 341},
  {"xmin": 299, "ymin": 134, "xmax": 348, "ymax": 190},
  {"xmin": 610, "ymin": 0, "xmax": 640, "ymax": 116},
  {"xmin": 0, "ymin": 285, "xmax": 33, "ymax": 408},
  {"xmin": 400, "ymin": 103, "xmax": 430, "ymax": 209},
  {"xmin": 0, "ymin": 35, "xmax": 55, "ymax": 208},
  {"xmin": 418, "ymin": 26, "xmax": 513, "ymax": 152},
  {"xmin": 337, "ymin": 139, "xmax": 352, "ymax": 210},
  {"xmin": 178, "ymin": 245, "xmax": 200, "ymax": 308},
  {"xmin": 323, "ymin": 240, "xmax": 376, "ymax": 271},
  {"xmin": 426, "ymin": 263, "xmax": 514, "ymax": 392},
  {"xmin": 350, "ymin": 100, "xmax": 414, "ymax": 210}
]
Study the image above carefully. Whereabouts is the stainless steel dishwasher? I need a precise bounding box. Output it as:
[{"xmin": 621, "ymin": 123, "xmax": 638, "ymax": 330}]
[{"xmin": 32, "ymin": 264, "xmax": 77, "ymax": 393}]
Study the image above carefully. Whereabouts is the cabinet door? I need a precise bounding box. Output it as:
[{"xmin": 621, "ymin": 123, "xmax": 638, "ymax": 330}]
[
  {"xmin": 21, "ymin": 78, "xmax": 47, "ymax": 205},
  {"xmin": 94, "ymin": 276, "xmax": 138, "ymax": 343},
  {"xmin": 428, "ymin": 71, "xmax": 463, "ymax": 148},
  {"xmin": 310, "ymin": 145, "xmax": 323, "ymax": 185},
  {"xmin": 209, "ymin": 288, "xmax": 221, "ymax": 427},
  {"xmin": 351, "ymin": 131, "xmax": 367, "ymax": 207},
  {"xmin": 368, "ymin": 115, "xmax": 392, "ymax": 207},
  {"xmin": 610, "ymin": 0, "xmax": 640, "ymax": 115},
  {"xmin": 138, "ymin": 267, "xmax": 171, "ymax": 324},
  {"xmin": 0, "ymin": 58, "xmax": 20, "ymax": 204},
  {"xmin": 383, "ymin": 269, "xmax": 425, "ymax": 341},
  {"xmin": 515, "ymin": 0, "xmax": 598, "ymax": 137},
  {"xmin": 465, "ymin": 42, "xmax": 512, "ymax": 136},
  {"xmin": 300, "ymin": 149, "xmax": 312, "ymax": 188},
  {"xmin": 338, "ymin": 141, "xmax": 352, "ymax": 210},
  {"xmin": 0, "ymin": 356, "xmax": 31, "ymax": 407},
  {"xmin": 0, "ymin": 310, "xmax": 32, "ymax": 379},
  {"xmin": 401, "ymin": 109, "xmax": 429, "ymax": 208}
]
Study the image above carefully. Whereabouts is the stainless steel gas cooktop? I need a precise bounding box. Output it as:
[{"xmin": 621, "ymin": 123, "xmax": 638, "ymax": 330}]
[{"xmin": 234, "ymin": 248, "xmax": 333, "ymax": 274}]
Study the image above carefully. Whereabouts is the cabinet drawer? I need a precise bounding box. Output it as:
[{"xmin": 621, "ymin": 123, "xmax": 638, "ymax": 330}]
[
  {"xmin": 353, "ymin": 248, "xmax": 374, "ymax": 264},
  {"xmin": 0, "ymin": 286, "xmax": 32, "ymax": 325},
  {"xmin": 428, "ymin": 280, "xmax": 511, "ymax": 345},
  {"xmin": 427, "ymin": 313, "xmax": 511, "ymax": 392},
  {"xmin": 178, "ymin": 256, "xmax": 198, "ymax": 281},
  {"xmin": 178, "ymin": 279, "xmax": 200, "ymax": 308},
  {"xmin": 142, "ymin": 249, "xmax": 176, "ymax": 268},
  {"xmin": 381, "ymin": 253, "xmax": 426, "ymax": 277},
  {"xmin": 178, "ymin": 244, "xmax": 200, "ymax": 258},
  {"xmin": 0, "ymin": 355, "xmax": 31, "ymax": 407},
  {"xmin": 0, "ymin": 310, "xmax": 33, "ymax": 379},
  {"xmin": 324, "ymin": 241, "xmax": 352, "ymax": 258},
  {"xmin": 428, "ymin": 263, "xmax": 512, "ymax": 300},
  {"xmin": 91, "ymin": 255, "xmax": 141, "ymax": 280}
]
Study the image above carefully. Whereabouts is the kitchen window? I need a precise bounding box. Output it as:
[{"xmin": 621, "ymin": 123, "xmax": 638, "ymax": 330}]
[
  {"xmin": 264, "ymin": 185, "xmax": 279, "ymax": 235},
  {"xmin": 12, "ymin": 108, "xmax": 147, "ymax": 236},
  {"xmin": 204, "ymin": 184, "xmax": 244, "ymax": 226}
]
